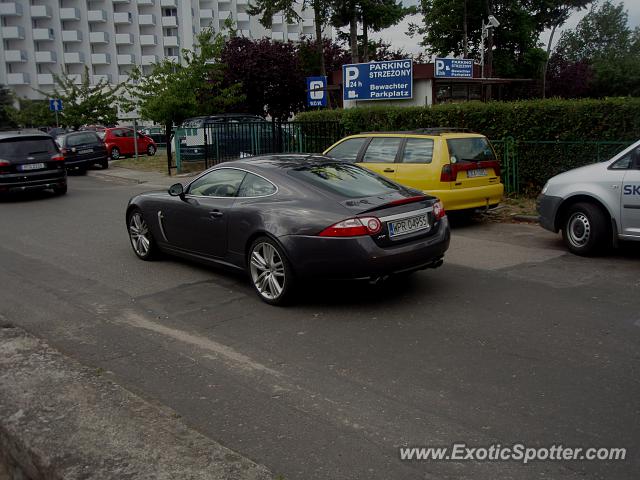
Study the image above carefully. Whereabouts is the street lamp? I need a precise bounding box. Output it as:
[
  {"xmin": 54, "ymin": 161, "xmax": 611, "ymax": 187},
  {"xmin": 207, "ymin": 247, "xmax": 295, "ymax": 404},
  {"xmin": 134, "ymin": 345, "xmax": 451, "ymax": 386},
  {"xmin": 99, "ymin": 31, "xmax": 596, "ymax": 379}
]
[{"xmin": 480, "ymin": 14, "xmax": 500, "ymax": 79}]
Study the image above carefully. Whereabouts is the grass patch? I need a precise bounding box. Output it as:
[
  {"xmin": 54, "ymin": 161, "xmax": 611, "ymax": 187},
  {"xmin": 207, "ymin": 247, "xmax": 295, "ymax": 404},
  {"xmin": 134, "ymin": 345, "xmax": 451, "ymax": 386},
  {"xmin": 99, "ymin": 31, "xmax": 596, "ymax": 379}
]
[{"xmin": 112, "ymin": 151, "xmax": 206, "ymax": 174}]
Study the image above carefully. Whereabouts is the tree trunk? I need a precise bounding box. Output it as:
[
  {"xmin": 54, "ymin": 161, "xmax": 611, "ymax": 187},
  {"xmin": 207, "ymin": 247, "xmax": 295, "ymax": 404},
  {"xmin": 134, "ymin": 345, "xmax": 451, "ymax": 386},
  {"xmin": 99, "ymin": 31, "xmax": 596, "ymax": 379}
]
[
  {"xmin": 362, "ymin": 16, "xmax": 369, "ymax": 62},
  {"xmin": 485, "ymin": 0, "xmax": 494, "ymax": 100},
  {"xmin": 313, "ymin": 0, "xmax": 326, "ymax": 76},
  {"xmin": 349, "ymin": 3, "xmax": 359, "ymax": 63},
  {"xmin": 463, "ymin": 0, "xmax": 468, "ymax": 58},
  {"xmin": 542, "ymin": 23, "xmax": 558, "ymax": 99},
  {"xmin": 165, "ymin": 121, "xmax": 172, "ymax": 175}
]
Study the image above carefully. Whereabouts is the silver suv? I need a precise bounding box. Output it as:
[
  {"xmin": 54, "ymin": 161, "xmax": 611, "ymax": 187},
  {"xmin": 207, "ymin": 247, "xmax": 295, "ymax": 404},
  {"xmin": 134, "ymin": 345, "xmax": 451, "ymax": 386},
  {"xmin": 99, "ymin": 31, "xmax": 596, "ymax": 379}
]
[{"xmin": 537, "ymin": 139, "xmax": 640, "ymax": 255}]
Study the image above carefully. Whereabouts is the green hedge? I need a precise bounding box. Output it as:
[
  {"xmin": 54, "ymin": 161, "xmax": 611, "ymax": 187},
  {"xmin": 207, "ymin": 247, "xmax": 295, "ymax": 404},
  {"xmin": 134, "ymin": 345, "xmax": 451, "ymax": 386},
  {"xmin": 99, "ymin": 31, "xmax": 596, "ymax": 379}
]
[
  {"xmin": 296, "ymin": 98, "xmax": 640, "ymax": 192},
  {"xmin": 295, "ymin": 98, "xmax": 640, "ymax": 141}
]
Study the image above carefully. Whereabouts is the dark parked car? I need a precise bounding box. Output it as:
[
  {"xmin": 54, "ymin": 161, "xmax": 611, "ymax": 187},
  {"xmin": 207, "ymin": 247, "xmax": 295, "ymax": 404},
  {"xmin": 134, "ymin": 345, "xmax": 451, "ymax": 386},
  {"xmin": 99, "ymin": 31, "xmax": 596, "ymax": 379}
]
[
  {"xmin": 126, "ymin": 155, "xmax": 450, "ymax": 304},
  {"xmin": 47, "ymin": 127, "xmax": 70, "ymax": 139},
  {"xmin": 0, "ymin": 130, "xmax": 67, "ymax": 195},
  {"xmin": 56, "ymin": 131, "xmax": 109, "ymax": 171}
]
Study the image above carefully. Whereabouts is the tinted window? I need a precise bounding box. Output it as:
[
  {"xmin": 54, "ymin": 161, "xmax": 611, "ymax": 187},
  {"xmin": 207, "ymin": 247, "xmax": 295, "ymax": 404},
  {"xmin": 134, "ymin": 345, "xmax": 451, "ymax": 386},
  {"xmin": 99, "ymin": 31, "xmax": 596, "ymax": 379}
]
[
  {"xmin": 401, "ymin": 138, "xmax": 434, "ymax": 164},
  {"xmin": 610, "ymin": 147, "xmax": 639, "ymax": 170},
  {"xmin": 188, "ymin": 168, "xmax": 246, "ymax": 197},
  {"xmin": 67, "ymin": 132, "xmax": 100, "ymax": 147},
  {"xmin": 289, "ymin": 163, "xmax": 400, "ymax": 198},
  {"xmin": 237, "ymin": 172, "xmax": 276, "ymax": 197},
  {"xmin": 325, "ymin": 138, "xmax": 367, "ymax": 163},
  {"xmin": 446, "ymin": 137, "xmax": 496, "ymax": 162},
  {"xmin": 0, "ymin": 137, "xmax": 57, "ymax": 159},
  {"xmin": 361, "ymin": 137, "xmax": 402, "ymax": 164}
]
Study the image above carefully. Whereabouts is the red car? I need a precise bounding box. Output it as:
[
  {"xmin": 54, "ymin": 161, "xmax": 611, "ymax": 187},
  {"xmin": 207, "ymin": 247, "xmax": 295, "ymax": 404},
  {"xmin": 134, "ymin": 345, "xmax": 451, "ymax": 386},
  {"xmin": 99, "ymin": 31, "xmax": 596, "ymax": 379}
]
[{"xmin": 102, "ymin": 127, "xmax": 157, "ymax": 160}]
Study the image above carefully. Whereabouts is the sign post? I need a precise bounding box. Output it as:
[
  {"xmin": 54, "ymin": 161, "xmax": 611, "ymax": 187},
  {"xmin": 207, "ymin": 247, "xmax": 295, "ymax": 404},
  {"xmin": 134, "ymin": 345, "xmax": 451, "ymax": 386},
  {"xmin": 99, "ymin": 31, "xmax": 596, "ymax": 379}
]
[
  {"xmin": 434, "ymin": 58, "xmax": 474, "ymax": 79},
  {"xmin": 49, "ymin": 98, "xmax": 63, "ymax": 127},
  {"xmin": 306, "ymin": 76, "xmax": 327, "ymax": 108},
  {"xmin": 342, "ymin": 59, "xmax": 413, "ymax": 102}
]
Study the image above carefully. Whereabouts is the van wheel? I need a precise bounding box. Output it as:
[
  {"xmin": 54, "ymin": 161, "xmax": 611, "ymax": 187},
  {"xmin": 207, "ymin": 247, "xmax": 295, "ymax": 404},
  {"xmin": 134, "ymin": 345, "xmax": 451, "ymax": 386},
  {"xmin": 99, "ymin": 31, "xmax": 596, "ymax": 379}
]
[{"xmin": 561, "ymin": 202, "xmax": 611, "ymax": 256}]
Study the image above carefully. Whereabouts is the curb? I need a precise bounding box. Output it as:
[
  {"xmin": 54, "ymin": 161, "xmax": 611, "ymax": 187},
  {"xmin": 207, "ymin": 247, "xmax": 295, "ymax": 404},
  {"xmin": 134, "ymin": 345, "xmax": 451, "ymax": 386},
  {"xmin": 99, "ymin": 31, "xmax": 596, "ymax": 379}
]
[
  {"xmin": 512, "ymin": 214, "xmax": 539, "ymax": 223},
  {"xmin": 0, "ymin": 325, "xmax": 273, "ymax": 480}
]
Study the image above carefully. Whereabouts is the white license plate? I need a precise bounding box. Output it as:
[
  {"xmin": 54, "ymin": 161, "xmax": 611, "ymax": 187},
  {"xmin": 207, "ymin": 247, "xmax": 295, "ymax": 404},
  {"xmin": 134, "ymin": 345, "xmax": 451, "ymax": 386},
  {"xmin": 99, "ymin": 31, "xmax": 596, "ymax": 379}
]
[
  {"xmin": 19, "ymin": 163, "xmax": 46, "ymax": 171},
  {"xmin": 467, "ymin": 168, "xmax": 488, "ymax": 178},
  {"xmin": 388, "ymin": 214, "xmax": 429, "ymax": 238},
  {"xmin": 78, "ymin": 148, "xmax": 93, "ymax": 154}
]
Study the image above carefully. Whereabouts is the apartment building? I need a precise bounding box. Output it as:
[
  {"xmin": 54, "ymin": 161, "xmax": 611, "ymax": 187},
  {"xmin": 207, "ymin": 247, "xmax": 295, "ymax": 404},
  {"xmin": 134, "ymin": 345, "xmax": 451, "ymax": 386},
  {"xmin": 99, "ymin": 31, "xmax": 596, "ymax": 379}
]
[{"xmin": 0, "ymin": 0, "xmax": 320, "ymax": 99}]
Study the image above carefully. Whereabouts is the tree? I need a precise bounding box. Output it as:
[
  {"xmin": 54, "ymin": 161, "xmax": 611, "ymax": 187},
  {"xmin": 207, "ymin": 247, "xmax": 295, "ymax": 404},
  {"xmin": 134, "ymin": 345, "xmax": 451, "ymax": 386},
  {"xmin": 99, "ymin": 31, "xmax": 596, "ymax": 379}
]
[
  {"xmin": 550, "ymin": 1, "xmax": 640, "ymax": 97},
  {"xmin": 248, "ymin": 0, "xmax": 331, "ymax": 76},
  {"xmin": 39, "ymin": 67, "xmax": 121, "ymax": 129},
  {"xmin": 122, "ymin": 29, "xmax": 243, "ymax": 168},
  {"xmin": 8, "ymin": 98, "xmax": 57, "ymax": 128},
  {"xmin": 0, "ymin": 85, "xmax": 16, "ymax": 129}
]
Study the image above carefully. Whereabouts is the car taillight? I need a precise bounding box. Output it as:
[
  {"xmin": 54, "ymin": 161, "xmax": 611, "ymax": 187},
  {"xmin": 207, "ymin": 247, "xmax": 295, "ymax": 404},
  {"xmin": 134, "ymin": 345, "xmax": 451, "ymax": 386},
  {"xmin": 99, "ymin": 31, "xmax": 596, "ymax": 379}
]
[
  {"xmin": 0, "ymin": 160, "xmax": 9, "ymax": 167},
  {"xmin": 319, "ymin": 216, "xmax": 381, "ymax": 237},
  {"xmin": 440, "ymin": 164, "xmax": 454, "ymax": 182},
  {"xmin": 433, "ymin": 200, "xmax": 445, "ymax": 220},
  {"xmin": 51, "ymin": 154, "xmax": 65, "ymax": 161}
]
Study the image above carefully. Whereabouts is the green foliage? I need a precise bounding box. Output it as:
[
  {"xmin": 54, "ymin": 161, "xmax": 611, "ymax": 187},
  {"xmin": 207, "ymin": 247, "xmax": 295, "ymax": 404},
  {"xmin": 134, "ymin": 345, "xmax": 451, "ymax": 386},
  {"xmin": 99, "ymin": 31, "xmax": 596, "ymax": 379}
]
[
  {"xmin": 296, "ymin": 98, "xmax": 640, "ymax": 189},
  {"xmin": 0, "ymin": 84, "xmax": 16, "ymax": 128},
  {"xmin": 8, "ymin": 98, "xmax": 57, "ymax": 128},
  {"xmin": 38, "ymin": 67, "xmax": 121, "ymax": 129}
]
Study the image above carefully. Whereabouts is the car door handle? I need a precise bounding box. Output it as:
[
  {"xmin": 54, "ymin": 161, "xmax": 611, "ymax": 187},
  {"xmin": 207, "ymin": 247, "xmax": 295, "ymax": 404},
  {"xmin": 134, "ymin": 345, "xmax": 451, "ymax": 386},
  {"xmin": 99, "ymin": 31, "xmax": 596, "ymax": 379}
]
[
  {"xmin": 383, "ymin": 168, "xmax": 395, "ymax": 173},
  {"xmin": 209, "ymin": 210, "xmax": 223, "ymax": 218}
]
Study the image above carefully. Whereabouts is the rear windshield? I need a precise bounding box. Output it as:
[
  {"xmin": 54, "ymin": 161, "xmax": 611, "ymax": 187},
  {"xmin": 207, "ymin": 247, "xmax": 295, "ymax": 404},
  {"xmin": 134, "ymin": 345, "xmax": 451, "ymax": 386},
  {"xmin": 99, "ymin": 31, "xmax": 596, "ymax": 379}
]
[
  {"xmin": 446, "ymin": 137, "xmax": 496, "ymax": 163},
  {"xmin": 66, "ymin": 132, "xmax": 101, "ymax": 147},
  {"xmin": 289, "ymin": 163, "xmax": 400, "ymax": 198},
  {"xmin": 0, "ymin": 137, "xmax": 57, "ymax": 159}
]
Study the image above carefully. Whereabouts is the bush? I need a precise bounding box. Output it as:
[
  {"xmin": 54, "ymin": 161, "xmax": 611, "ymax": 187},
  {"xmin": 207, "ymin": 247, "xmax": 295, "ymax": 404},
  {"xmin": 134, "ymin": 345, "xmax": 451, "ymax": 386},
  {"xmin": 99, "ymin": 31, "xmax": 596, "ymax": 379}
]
[{"xmin": 296, "ymin": 98, "xmax": 640, "ymax": 191}]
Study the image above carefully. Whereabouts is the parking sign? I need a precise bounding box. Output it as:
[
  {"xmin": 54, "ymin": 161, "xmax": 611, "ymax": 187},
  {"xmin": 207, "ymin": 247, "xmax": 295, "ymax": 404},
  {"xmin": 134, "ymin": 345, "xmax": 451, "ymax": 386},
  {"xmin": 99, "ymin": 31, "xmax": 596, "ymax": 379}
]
[
  {"xmin": 306, "ymin": 76, "xmax": 327, "ymax": 107},
  {"xmin": 342, "ymin": 59, "xmax": 413, "ymax": 101}
]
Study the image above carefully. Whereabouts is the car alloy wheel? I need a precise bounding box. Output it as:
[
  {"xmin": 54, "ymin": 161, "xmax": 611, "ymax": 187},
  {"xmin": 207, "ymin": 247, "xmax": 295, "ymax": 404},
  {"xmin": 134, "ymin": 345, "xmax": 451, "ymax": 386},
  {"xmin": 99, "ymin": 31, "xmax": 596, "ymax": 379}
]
[
  {"xmin": 567, "ymin": 212, "xmax": 590, "ymax": 248},
  {"xmin": 147, "ymin": 144, "xmax": 156, "ymax": 156},
  {"xmin": 128, "ymin": 211, "xmax": 155, "ymax": 260},
  {"xmin": 111, "ymin": 147, "xmax": 121, "ymax": 160},
  {"xmin": 249, "ymin": 240, "xmax": 287, "ymax": 303}
]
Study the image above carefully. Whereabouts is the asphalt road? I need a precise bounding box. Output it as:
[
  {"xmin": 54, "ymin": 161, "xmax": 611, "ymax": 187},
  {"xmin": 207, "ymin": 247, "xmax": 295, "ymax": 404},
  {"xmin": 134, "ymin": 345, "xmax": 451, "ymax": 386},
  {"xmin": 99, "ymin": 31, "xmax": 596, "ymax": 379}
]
[{"xmin": 1, "ymin": 174, "xmax": 639, "ymax": 480}]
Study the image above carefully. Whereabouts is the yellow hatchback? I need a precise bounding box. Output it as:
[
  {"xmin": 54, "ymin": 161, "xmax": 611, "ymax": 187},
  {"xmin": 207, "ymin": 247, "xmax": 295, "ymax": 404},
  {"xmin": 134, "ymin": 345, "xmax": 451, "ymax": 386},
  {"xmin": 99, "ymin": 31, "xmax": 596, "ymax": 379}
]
[{"xmin": 323, "ymin": 129, "xmax": 504, "ymax": 212}]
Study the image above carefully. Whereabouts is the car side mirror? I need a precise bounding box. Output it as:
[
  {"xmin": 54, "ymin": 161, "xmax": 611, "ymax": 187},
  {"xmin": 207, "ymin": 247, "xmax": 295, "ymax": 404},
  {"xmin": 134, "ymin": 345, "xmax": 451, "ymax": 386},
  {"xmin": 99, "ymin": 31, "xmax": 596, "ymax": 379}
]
[{"xmin": 168, "ymin": 183, "xmax": 184, "ymax": 197}]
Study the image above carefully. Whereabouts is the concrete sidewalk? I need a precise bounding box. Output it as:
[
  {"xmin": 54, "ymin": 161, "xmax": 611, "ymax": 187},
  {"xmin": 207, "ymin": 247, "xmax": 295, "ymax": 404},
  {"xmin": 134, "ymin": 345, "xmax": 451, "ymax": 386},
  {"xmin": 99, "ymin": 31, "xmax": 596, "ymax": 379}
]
[
  {"xmin": 0, "ymin": 324, "xmax": 272, "ymax": 480},
  {"xmin": 87, "ymin": 166, "xmax": 198, "ymax": 188}
]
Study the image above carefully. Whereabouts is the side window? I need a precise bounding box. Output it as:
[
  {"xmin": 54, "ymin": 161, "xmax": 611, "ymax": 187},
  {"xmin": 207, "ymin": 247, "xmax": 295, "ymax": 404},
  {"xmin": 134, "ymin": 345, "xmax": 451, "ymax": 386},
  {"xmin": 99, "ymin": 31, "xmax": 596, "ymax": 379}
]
[
  {"xmin": 401, "ymin": 138, "xmax": 434, "ymax": 164},
  {"xmin": 123, "ymin": 129, "xmax": 135, "ymax": 138},
  {"xmin": 237, "ymin": 173, "xmax": 277, "ymax": 197},
  {"xmin": 361, "ymin": 137, "xmax": 402, "ymax": 164},
  {"xmin": 325, "ymin": 137, "xmax": 367, "ymax": 163},
  {"xmin": 187, "ymin": 168, "xmax": 247, "ymax": 197},
  {"xmin": 611, "ymin": 147, "xmax": 640, "ymax": 170},
  {"xmin": 112, "ymin": 129, "xmax": 124, "ymax": 138}
]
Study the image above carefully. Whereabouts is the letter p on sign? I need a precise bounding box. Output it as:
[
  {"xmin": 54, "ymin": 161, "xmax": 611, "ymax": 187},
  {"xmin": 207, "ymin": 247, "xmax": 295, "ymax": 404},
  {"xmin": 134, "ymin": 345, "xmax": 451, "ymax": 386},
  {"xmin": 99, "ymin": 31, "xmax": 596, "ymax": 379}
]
[{"xmin": 345, "ymin": 66, "xmax": 359, "ymax": 84}]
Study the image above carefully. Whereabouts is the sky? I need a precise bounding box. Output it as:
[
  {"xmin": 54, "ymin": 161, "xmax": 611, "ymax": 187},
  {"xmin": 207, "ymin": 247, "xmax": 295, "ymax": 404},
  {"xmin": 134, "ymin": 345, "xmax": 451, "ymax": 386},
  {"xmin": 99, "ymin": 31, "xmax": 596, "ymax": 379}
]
[{"xmin": 365, "ymin": 0, "xmax": 640, "ymax": 56}]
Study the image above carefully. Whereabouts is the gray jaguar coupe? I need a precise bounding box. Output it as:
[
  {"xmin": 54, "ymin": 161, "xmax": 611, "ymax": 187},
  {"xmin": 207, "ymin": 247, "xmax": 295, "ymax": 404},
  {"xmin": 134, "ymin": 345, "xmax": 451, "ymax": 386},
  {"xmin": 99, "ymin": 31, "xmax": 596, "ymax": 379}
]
[{"xmin": 126, "ymin": 155, "xmax": 450, "ymax": 305}]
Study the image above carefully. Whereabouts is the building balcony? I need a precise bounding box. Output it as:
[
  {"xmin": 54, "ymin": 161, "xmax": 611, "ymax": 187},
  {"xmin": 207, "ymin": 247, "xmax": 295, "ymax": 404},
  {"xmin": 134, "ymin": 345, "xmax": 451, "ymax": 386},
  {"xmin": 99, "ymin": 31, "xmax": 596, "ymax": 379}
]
[
  {"xmin": 60, "ymin": 8, "xmax": 81, "ymax": 21},
  {"xmin": 166, "ymin": 55, "xmax": 179, "ymax": 63},
  {"xmin": 35, "ymin": 51, "xmax": 56, "ymax": 63},
  {"xmin": 236, "ymin": 0, "xmax": 248, "ymax": 5},
  {"xmin": 67, "ymin": 74, "xmax": 82, "ymax": 84},
  {"xmin": 287, "ymin": 32, "xmax": 299, "ymax": 41},
  {"xmin": 141, "ymin": 54, "xmax": 158, "ymax": 65},
  {"xmin": 271, "ymin": 31, "xmax": 284, "ymax": 41},
  {"xmin": 238, "ymin": 29, "xmax": 250, "ymax": 37},
  {"xmin": 4, "ymin": 50, "xmax": 27, "ymax": 63},
  {"xmin": 139, "ymin": 34, "xmax": 157, "ymax": 46},
  {"xmin": 112, "ymin": 0, "xmax": 131, "ymax": 3},
  {"xmin": 1, "ymin": 26, "xmax": 25, "ymax": 40},
  {"xmin": 32, "ymin": 28, "xmax": 54, "ymax": 41},
  {"xmin": 118, "ymin": 74, "xmax": 131, "ymax": 83},
  {"xmin": 115, "ymin": 33, "xmax": 134, "ymax": 44},
  {"xmin": 271, "ymin": 15, "xmax": 283, "ymax": 24},
  {"xmin": 89, "ymin": 31, "xmax": 109, "ymax": 43},
  {"xmin": 91, "ymin": 53, "xmax": 111, "ymax": 64},
  {"xmin": 161, "ymin": 15, "xmax": 177, "ymax": 27},
  {"xmin": 30, "ymin": 5, "xmax": 51, "ymax": 18},
  {"xmin": 237, "ymin": 12, "xmax": 249, "ymax": 23},
  {"xmin": 64, "ymin": 52, "xmax": 85, "ymax": 64},
  {"xmin": 113, "ymin": 12, "xmax": 132, "ymax": 24},
  {"xmin": 200, "ymin": 9, "xmax": 213, "ymax": 19},
  {"xmin": 0, "ymin": 2, "xmax": 23, "ymax": 16},
  {"xmin": 88, "ymin": 10, "xmax": 107, "ymax": 22},
  {"xmin": 7, "ymin": 73, "xmax": 29, "ymax": 85},
  {"xmin": 302, "ymin": 18, "xmax": 313, "ymax": 27},
  {"xmin": 62, "ymin": 30, "xmax": 82, "ymax": 42},
  {"xmin": 37, "ymin": 73, "xmax": 54, "ymax": 85},
  {"xmin": 92, "ymin": 74, "xmax": 112, "ymax": 84},
  {"xmin": 218, "ymin": 10, "xmax": 231, "ymax": 20},
  {"xmin": 162, "ymin": 35, "xmax": 178, "ymax": 47},
  {"xmin": 160, "ymin": 0, "xmax": 177, "ymax": 7},
  {"xmin": 137, "ymin": 0, "xmax": 154, "ymax": 5},
  {"xmin": 138, "ymin": 13, "xmax": 155, "ymax": 25},
  {"xmin": 117, "ymin": 54, "xmax": 135, "ymax": 65}
]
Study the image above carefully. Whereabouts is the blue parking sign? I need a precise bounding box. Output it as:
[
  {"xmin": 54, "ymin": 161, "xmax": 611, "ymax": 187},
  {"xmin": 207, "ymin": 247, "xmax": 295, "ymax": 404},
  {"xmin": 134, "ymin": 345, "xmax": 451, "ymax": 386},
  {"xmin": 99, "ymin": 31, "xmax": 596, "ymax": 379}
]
[
  {"xmin": 306, "ymin": 76, "xmax": 327, "ymax": 107},
  {"xmin": 342, "ymin": 59, "xmax": 413, "ymax": 101},
  {"xmin": 434, "ymin": 58, "xmax": 474, "ymax": 78},
  {"xmin": 49, "ymin": 98, "xmax": 63, "ymax": 112}
]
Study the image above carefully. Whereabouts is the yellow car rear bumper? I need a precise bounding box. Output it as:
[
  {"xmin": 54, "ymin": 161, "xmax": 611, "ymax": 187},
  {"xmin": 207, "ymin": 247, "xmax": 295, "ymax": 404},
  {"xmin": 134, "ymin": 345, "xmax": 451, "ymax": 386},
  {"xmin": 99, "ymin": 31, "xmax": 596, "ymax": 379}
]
[{"xmin": 426, "ymin": 184, "xmax": 504, "ymax": 211}]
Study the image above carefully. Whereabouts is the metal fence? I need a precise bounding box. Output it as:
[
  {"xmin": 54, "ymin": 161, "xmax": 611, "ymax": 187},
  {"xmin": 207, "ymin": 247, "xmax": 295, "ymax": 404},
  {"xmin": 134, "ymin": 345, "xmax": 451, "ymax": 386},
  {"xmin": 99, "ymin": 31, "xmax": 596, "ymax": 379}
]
[{"xmin": 172, "ymin": 120, "xmax": 634, "ymax": 196}]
